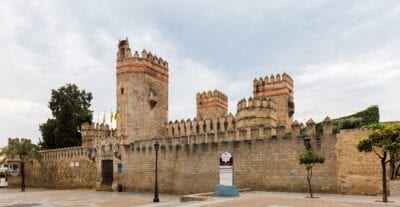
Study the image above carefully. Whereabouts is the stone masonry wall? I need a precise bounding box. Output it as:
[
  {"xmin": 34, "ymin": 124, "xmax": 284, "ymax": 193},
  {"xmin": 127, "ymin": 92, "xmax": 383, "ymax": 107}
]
[
  {"xmin": 8, "ymin": 147, "xmax": 97, "ymax": 189},
  {"xmin": 336, "ymin": 129, "xmax": 384, "ymax": 195},
  {"xmin": 14, "ymin": 128, "xmax": 384, "ymax": 196},
  {"xmin": 115, "ymin": 125, "xmax": 338, "ymax": 195}
]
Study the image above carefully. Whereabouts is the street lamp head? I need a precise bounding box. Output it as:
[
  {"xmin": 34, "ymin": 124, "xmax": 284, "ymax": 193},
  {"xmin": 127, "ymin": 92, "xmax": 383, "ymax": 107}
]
[{"xmin": 154, "ymin": 142, "xmax": 160, "ymax": 151}]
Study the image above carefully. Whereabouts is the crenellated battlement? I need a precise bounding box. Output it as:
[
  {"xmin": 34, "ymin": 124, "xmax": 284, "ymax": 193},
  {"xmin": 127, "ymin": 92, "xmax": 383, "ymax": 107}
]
[
  {"xmin": 235, "ymin": 96, "xmax": 277, "ymax": 129},
  {"xmin": 253, "ymin": 73, "xmax": 293, "ymax": 88},
  {"xmin": 196, "ymin": 89, "xmax": 228, "ymax": 119},
  {"xmin": 81, "ymin": 122, "xmax": 116, "ymax": 148},
  {"xmin": 130, "ymin": 116, "xmax": 336, "ymax": 151},
  {"xmin": 165, "ymin": 113, "xmax": 236, "ymax": 138},
  {"xmin": 236, "ymin": 96, "xmax": 276, "ymax": 112},
  {"xmin": 116, "ymin": 39, "xmax": 168, "ymax": 69},
  {"xmin": 196, "ymin": 89, "xmax": 228, "ymax": 102},
  {"xmin": 116, "ymin": 38, "xmax": 169, "ymax": 84},
  {"xmin": 40, "ymin": 146, "xmax": 92, "ymax": 161}
]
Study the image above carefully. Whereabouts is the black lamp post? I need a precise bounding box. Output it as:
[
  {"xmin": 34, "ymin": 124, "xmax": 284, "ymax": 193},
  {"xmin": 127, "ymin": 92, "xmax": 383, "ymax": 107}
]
[
  {"xmin": 303, "ymin": 136, "xmax": 311, "ymax": 150},
  {"xmin": 153, "ymin": 141, "xmax": 160, "ymax": 202}
]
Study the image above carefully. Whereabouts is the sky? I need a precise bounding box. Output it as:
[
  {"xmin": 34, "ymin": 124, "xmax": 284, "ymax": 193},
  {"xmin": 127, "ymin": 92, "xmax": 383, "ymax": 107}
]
[{"xmin": 1, "ymin": 0, "xmax": 400, "ymax": 147}]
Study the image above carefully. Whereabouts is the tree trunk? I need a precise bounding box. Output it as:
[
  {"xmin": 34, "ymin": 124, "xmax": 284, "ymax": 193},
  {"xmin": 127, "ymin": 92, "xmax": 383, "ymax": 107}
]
[
  {"xmin": 307, "ymin": 167, "xmax": 313, "ymax": 198},
  {"xmin": 21, "ymin": 161, "xmax": 25, "ymax": 192},
  {"xmin": 395, "ymin": 163, "xmax": 400, "ymax": 180},
  {"xmin": 381, "ymin": 152, "xmax": 388, "ymax": 202},
  {"xmin": 390, "ymin": 155, "xmax": 395, "ymax": 180}
]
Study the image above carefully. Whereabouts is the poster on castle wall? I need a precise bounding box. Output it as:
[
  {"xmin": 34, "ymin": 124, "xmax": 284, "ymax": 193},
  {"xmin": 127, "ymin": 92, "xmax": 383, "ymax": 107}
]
[{"xmin": 219, "ymin": 152, "xmax": 233, "ymax": 186}]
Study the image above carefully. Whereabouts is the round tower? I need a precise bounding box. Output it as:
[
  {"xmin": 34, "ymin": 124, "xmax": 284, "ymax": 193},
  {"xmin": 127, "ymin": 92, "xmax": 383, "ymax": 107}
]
[
  {"xmin": 116, "ymin": 38, "xmax": 169, "ymax": 142},
  {"xmin": 235, "ymin": 97, "xmax": 277, "ymax": 129}
]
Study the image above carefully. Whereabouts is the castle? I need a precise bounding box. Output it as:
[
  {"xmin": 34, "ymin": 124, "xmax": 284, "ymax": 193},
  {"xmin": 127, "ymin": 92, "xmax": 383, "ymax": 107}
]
[{"xmin": 8, "ymin": 38, "xmax": 385, "ymax": 195}]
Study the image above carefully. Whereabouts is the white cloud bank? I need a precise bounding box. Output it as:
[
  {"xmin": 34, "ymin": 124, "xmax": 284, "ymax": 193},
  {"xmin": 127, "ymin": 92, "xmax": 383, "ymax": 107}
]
[{"xmin": 1, "ymin": 1, "xmax": 400, "ymax": 147}]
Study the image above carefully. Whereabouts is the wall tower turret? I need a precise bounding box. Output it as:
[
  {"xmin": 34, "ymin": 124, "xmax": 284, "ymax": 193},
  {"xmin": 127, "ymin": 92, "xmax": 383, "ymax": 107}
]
[
  {"xmin": 116, "ymin": 38, "xmax": 169, "ymax": 143},
  {"xmin": 196, "ymin": 90, "xmax": 228, "ymax": 119}
]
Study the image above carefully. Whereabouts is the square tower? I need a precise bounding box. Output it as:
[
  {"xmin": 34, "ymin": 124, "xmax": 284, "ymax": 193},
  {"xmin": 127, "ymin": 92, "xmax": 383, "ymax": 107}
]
[
  {"xmin": 116, "ymin": 38, "xmax": 168, "ymax": 143},
  {"xmin": 196, "ymin": 90, "xmax": 228, "ymax": 119},
  {"xmin": 253, "ymin": 73, "xmax": 294, "ymax": 130}
]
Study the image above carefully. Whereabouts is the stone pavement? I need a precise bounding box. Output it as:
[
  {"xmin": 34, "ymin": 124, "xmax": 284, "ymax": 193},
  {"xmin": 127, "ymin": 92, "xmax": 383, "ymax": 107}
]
[{"xmin": 1, "ymin": 189, "xmax": 400, "ymax": 207}]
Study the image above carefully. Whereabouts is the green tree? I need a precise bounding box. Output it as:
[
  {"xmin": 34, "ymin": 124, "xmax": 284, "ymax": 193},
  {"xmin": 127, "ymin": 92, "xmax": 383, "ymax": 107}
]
[
  {"xmin": 2, "ymin": 138, "xmax": 42, "ymax": 191},
  {"xmin": 39, "ymin": 84, "xmax": 93, "ymax": 149},
  {"xmin": 299, "ymin": 149, "xmax": 325, "ymax": 198},
  {"xmin": 357, "ymin": 123, "xmax": 400, "ymax": 202}
]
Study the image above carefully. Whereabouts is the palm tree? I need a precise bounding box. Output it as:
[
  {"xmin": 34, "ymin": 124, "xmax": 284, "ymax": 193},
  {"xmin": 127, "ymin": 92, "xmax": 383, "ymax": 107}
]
[{"xmin": 2, "ymin": 138, "xmax": 42, "ymax": 191}]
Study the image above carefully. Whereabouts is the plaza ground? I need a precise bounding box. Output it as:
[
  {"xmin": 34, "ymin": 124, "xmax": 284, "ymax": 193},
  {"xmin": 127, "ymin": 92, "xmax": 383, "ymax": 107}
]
[{"xmin": 1, "ymin": 188, "xmax": 400, "ymax": 207}]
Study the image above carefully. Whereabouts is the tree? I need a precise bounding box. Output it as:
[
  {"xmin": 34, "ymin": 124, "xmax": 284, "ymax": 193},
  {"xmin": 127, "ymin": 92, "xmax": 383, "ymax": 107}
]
[
  {"xmin": 39, "ymin": 84, "xmax": 93, "ymax": 149},
  {"xmin": 357, "ymin": 123, "xmax": 400, "ymax": 202},
  {"xmin": 299, "ymin": 148, "xmax": 325, "ymax": 198},
  {"xmin": 2, "ymin": 138, "xmax": 42, "ymax": 191}
]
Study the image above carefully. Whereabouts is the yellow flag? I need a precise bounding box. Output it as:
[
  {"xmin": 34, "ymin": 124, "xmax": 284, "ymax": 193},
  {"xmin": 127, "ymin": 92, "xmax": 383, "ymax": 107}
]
[{"xmin": 113, "ymin": 111, "xmax": 120, "ymax": 121}]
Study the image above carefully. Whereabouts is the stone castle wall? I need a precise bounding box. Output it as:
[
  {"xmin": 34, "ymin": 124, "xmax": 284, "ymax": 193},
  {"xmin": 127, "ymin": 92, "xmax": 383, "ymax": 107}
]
[
  {"xmin": 335, "ymin": 129, "xmax": 384, "ymax": 195},
  {"xmin": 14, "ymin": 124, "xmax": 382, "ymax": 195},
  {"xmin": 8, "ymin": 147, "xmax": 97, "ymax": 189}
]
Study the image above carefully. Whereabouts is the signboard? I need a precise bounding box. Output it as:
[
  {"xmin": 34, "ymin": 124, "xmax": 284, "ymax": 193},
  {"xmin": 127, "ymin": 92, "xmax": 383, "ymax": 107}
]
[
  {"xmin": 117, "ymin": 163, "xmax": 122, "ymax": 173},
  {"xmin": 219, "ymin": 152, "xmax": 233, "ymax": 186}
]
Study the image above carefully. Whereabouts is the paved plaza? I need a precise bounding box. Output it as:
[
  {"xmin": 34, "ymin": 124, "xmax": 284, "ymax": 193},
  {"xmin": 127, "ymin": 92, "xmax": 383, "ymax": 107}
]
[{"xmin": 1, "ymin": 189, "xmax": 400, "ymax": 207}]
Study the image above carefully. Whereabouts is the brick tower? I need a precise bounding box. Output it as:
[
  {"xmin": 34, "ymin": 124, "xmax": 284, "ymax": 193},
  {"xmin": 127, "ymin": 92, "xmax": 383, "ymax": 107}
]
[
  {"xmin": 253, "ymin": 73, "xmax": 294, "ymax": 130},
  {"xmin": 196, "ymin": 90, "xmax": 228, "ymax": 119},
  {"xmin": 116, "ymin": 38, "xmax": 168, "ymax": 142}
]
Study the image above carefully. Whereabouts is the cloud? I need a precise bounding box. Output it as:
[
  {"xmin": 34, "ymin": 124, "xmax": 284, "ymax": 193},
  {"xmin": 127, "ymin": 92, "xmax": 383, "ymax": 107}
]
[
  {"xmin": 294, "ymin": 43, "xmax": 400, "ymax": 123},
  {"xmin": 1, "ymin": 0, "xmax": 400, "ymax": 148}
]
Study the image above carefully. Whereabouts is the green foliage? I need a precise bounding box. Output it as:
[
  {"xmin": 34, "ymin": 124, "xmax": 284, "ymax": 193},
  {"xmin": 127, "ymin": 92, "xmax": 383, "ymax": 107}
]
[
  {"xmin": 3, "ymin": 138, "xmax": 42, "ymax": 161},
  {"xmin": 299, "ymin": 149, "xmax": 325, "ymax": 166},
  {"xmin": 357, "ymin": 123, "xmax": 400, "ymax": 202},
  {"xmin": 0, "ymin": 172, "xmax": 5, "ymax": 178},
  {"xmin": 357, "ymin": 123, "xmax": 400, "ymax": 154},
  {"xmin": 39, "ymin": 84, "xmax": 93, "ymax": 149},
  {"xmin": 333, "ymin": 117, "xmax": 362, "ymax": 132},
  {"xmin": 332, "ymin": 106, "xmax": 379, "ymax": 132}
]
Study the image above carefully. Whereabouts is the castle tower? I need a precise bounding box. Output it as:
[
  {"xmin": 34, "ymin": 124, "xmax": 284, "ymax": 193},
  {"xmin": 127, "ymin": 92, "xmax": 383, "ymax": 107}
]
[
  {"xmin": 235, "ymin": 97, "xmax": 277, "ymax": 129},
  {"xmin": 253, "ymin": 73, "xmax": 294, "ymax": 130},
  {"xmin": 116, "ymin": 38, "xmax": 169, "ymax": 142},
  {"xmin": 196, "ymin": 90, "xmax": 228, "ymax": 119}
]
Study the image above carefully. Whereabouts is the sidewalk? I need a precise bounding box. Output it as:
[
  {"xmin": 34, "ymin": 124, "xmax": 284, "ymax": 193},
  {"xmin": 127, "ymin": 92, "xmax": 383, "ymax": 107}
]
[{"xmin": 0, "ymin": 188, "xmax": 399, "ymax": 207}]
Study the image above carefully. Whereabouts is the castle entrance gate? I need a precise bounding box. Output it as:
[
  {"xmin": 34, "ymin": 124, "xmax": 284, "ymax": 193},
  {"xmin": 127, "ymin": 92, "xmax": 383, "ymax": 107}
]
[{"xmin": 101, "ymin": 160, "xmax": 113, "ymax": 185}]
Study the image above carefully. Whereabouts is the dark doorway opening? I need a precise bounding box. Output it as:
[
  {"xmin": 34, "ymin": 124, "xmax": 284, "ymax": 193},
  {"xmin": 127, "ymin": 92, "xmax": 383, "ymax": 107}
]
[{"xmin": 101, "ymin": 160, "xmax": 113, "ymax": 185}]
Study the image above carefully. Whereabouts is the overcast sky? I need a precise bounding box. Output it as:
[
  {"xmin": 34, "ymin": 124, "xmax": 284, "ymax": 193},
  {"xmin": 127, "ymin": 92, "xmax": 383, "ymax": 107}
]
[{"xmin": 1, "ymin": 1, "xmax": 400, "ymax": 147}]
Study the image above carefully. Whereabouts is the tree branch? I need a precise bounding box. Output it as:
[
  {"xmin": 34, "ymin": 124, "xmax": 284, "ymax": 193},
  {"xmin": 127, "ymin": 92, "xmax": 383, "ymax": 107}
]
[{"xmin": 372, "ymin": 148, "xmax": 383, "ymax": 159}]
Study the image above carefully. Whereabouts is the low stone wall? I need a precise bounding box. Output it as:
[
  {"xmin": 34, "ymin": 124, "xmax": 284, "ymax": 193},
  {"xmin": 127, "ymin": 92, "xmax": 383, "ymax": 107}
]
[{"xmin": 8, "ymin": 147, "xmax": 97, "ymax": 189}]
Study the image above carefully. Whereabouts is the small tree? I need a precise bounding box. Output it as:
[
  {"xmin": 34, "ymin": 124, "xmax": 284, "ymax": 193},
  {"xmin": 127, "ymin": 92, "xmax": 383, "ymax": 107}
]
[
  {"xmin": 2, "ymin": 138, "xmax": 42, "ymax": 191},
  {"xmin": 299, "ymin": 149, "xmax": 325, "ymax": 198},
  {"xmin": 357, "ymin": 123, "xmax": 400, "ymax": 202}
]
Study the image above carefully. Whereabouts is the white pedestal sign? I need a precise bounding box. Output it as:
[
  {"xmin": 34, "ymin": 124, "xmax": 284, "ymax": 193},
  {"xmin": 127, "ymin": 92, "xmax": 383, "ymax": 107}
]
[{"xmin": 220, "ymin": 152, "xmax": 233, "ymax": 186}]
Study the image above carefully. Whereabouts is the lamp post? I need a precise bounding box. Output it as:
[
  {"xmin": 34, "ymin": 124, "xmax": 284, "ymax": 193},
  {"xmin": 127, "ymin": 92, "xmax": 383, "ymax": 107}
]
[{"xmin": 153, "ymin": 141, "xmax": 160, "ymax": 202}]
